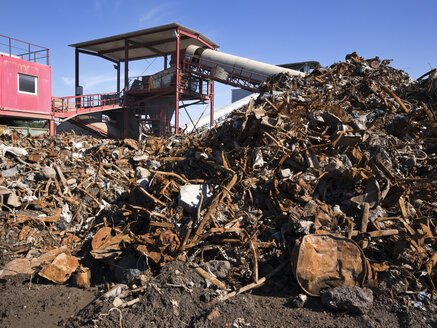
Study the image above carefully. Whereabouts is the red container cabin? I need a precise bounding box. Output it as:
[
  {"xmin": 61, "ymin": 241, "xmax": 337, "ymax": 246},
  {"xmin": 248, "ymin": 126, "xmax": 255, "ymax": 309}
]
[{"xmin": 0, "ymin": 35, "xmax": 54, "ymax": 135}]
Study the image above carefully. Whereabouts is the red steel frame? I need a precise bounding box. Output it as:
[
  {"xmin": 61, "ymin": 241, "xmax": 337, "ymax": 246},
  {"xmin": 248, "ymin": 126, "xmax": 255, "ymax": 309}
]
[
  {"xmin": 72, "ymin": 26, "xmax": 217, "ymax": 137},
  {"xmin": 124, "ymin": 39, "xmax": 129, "ymax": 136},
  {"xmin": 177, "ymin": 29, "xmax": 215, "ymax": 135},
  {"xmin": 175, "ymin": 29, "xmax": 180, "ymax": 134},
  {"xmin": 0, "ymin": 28, "xmax": 218, "ymax": 139}
]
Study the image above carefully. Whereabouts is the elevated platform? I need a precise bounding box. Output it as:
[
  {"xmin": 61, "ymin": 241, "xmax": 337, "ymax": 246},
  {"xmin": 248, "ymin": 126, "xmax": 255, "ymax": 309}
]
[
  {"xmin": 0, "ymin": 107, "xmax": 52, "ymax": 120},
  {"xmin": 52, "ymin": 92, "xmax": 123, "ymax": 121}
]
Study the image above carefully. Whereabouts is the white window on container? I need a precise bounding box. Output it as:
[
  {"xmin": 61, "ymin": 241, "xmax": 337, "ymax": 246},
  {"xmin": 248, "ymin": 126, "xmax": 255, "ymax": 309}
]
[{"xmin": 17, "ymin": 73, "xmax": 37, "ymax": 95}]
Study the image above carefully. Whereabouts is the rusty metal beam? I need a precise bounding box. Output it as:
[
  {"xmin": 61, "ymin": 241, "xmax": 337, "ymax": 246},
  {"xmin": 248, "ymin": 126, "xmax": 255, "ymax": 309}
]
[{"xmin": 77, "ymin": 49, "xmax": 120, "ymax": 64}]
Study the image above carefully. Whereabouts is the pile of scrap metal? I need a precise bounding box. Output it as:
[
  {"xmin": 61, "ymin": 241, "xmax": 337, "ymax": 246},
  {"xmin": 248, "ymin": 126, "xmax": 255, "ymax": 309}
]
[{"xmin": 0, "ymin": 52, "xmax": 436, "ymax": 309}]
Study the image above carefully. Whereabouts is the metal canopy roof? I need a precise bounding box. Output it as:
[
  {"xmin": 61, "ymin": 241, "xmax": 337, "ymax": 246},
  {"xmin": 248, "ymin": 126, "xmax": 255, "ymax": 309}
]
[{"xmin": 69, "ymin": 23, "xmax": 219, "ymax": 62}]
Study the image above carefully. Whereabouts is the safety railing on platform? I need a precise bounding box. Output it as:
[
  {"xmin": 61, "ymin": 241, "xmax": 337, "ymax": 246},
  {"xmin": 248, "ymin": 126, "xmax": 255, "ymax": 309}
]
[
  {"xmin": 183, "ymin": 55, "xmax": 270, "ymax": 92},
  {"xmin": 179, "ymin": 74, "xmax": 210, "ymax": 96},
  {"xmin": 52, "ymin": 92, "xmax": 122, "ymax": 118},
  {"xmin": 128, "ymin": 68, "xmax": 210, "ymax": 98},
  {"xmin": 128, "ymin": 75, "xmax": 155, "ymax": 91},
  {"xmin": 0, "ymin": 34, "xmax": 50, "ymax": 65},
  {"xmin": 128, "ymin": 67, "xmax": 177, "ymax": 92}
]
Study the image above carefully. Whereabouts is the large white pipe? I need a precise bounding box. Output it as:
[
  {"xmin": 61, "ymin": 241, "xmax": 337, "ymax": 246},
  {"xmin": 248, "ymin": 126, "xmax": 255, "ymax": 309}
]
[{"xmin": 185, "ymin": 45, "xmax": 305, "ymax": 83}]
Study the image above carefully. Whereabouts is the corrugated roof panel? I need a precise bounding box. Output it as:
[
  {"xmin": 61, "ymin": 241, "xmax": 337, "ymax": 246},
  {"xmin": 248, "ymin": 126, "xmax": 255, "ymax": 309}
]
[{"xmin": 69, "ymin": 23, "xmax": 218, "ymax": 62}]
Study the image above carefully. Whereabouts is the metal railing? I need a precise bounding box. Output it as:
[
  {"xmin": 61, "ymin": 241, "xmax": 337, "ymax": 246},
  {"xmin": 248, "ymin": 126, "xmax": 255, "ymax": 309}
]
[
  {"xmin": 0, "ymin": 34, "xmax": 49, "ymax": 65},
  {"xmin": 52, "ymin": 92, "xmax": 122, "ymax": 117},
  {"xmin": 128, "ymin": 70, "xmax": 210, "ymax": 97},
  {"xmin": 128, "ymin": 69, "xmax": 177, "ymax": 92},
  {"xmin": 179, "ymin": 74, "xmax": 210, "ymax": 96},
  {"xmin": 128, "ymin": 75, "xmax": 157, "ymax": 92}
]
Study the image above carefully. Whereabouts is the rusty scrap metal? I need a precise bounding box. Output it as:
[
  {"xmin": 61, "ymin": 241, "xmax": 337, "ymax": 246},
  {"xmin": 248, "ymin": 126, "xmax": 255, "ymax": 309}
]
[{"xmin": 0, "ymin": 53, "xmax": 436, "ymax": 307}]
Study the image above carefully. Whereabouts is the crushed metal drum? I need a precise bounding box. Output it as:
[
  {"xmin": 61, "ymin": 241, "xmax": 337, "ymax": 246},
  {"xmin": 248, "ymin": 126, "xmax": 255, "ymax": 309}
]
[{"xmin": 293, "ymin": 234, "xmax": 369, "ymax": 296}]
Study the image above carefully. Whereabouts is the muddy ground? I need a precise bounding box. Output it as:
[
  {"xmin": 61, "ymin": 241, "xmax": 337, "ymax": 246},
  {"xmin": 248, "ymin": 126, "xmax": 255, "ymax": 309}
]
[{"xmin": 1, "ymin": 260, "xmax": 436, "ymax": 328}]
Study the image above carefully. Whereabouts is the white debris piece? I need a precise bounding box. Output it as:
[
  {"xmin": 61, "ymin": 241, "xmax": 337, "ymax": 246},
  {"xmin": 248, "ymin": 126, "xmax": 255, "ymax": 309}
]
[
  {"xmin": 136, "ymin": 167, "xmax": 151, "ymax": 188},
  {"xmin": 0, "ymin": 144, "xmax": 28, "ymax": 157},
  {"xmin": 7, "ymin": 191, "xmax": 21, "ymax": 207},
  {"xmin": 61, "ymin": 203, "xmax": 72, "ymax": 223},
  {"xmin": 72, "ymin": 142, "xmax": 83, "ymax": 150},
  {"xmin": 296, "ymin": 220, "xmax": 313, "ymax": 235},
  {"xmin": 2, "ymin": 166, "xmax": 18, "ymax": 178},
  {"xmin": 135, "ymin": 167, "xmax": 151, "ymax": 180},
  {"xmin": 133, "ymin": 153, "xmax": 149, "ymax": 162},
  {"xmin": 253, "ymin": 148, "xmax": 264, "ymax": 168},
  {"xmin": 178, "ymin": 184, "xmax": 215, "ymax": 213},
  {"xmin": 41, "ymin": 166, "xmax": 57, "ymax": 179},
  {"xmin": 280, "ymin": 168, "xmax": 292, "ymax": 178},
  {"xmin": 113, "ymin": 297, "xmax": 123, "ymax": 307},
  {"xmin": 103, "ymin": 284, "xmax": 129, "ymax": 299}
]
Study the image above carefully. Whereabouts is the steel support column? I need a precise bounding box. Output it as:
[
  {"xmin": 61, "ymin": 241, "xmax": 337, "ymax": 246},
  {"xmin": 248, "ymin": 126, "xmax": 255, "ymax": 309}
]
[
  {"xmin": 117, "ymin": 62, "xmax": 120, "ymax": 93},
  {"xmin": 210, "ymin": 80, "xmax": 214, "ymax": 127},
  {"xmin": 123, "ymin": 40, "xmax": 129, "ymax": 138},
  {"xmin": 75, "ymin": 48, "xmax": 79, "ymax": 95},
  {"xmin": 124, "ymin": 41, "xmax": 129, "ymax": 91},
  {"xmin": 49, "ymin": 118, "xmax": 55, "ymax": 136},
  {"xmin": 175, "ymin": 29, "xmax": 180, "ymax": 134},
  {"xmin": 75, "ymin": 48, "xmax": 80, "ymax": 107}
]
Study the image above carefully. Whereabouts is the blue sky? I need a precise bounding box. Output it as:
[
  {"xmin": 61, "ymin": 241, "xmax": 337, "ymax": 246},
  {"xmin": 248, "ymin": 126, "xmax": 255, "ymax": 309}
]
[{"xmin": 2, "ymin": 0, "xmax": 436, "ymax": 124}]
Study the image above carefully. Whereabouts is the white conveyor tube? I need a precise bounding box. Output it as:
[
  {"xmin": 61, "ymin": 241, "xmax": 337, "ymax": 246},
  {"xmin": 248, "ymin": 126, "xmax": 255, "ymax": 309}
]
[{"xmin": 185, "ymin": 45, "xmax": 305, "ymax": 83}]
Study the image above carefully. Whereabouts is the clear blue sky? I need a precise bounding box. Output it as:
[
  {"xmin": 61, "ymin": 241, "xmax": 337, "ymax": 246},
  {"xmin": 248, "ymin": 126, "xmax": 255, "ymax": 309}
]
[{"xmin": 2, "ymin": 0, "xmax": 436, "ymax": 124}]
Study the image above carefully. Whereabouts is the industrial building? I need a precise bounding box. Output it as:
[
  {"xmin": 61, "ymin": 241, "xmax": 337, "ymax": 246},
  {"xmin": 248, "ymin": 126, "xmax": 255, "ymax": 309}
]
[{"xmin": 1, "ymin": 24, "xmax": 309, "ymax": 138}]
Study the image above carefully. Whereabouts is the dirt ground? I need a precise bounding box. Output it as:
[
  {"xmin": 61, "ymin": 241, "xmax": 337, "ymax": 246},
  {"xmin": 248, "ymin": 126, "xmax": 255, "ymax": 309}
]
[
  {"xmin": 1, "ymin": 261, "xmax": 436, "ymax": 328},
  {"xmin": 0, "ymin": 275, "xmax": 96, "ymax": 328}
]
